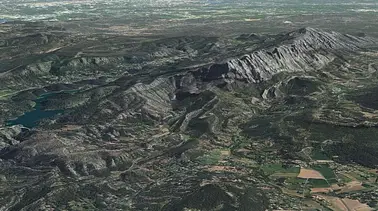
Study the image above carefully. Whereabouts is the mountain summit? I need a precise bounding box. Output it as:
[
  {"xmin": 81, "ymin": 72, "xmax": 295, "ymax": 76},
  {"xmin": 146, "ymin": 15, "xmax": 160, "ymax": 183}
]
[{"xmin": 198, "ymin": 28, "xmax": 376, "ymax": 83}]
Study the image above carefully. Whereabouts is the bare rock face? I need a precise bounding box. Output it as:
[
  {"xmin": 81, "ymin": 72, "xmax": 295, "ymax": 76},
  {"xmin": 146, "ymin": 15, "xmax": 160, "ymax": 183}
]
[
  {"xmin": 197, "ymin": 28, "xmax": 375, "ymax": 83},
  {"xmin": 0, "ymin": 125, "xmax": 24, "ymax": 149}
]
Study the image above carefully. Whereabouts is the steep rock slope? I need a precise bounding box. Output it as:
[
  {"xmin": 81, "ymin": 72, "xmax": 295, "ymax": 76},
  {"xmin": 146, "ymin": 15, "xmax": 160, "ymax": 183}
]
[
  {"xmin": 196, "ymin": 27, "xmax": 375, "ymax": 83},
  {"xmin": 54, "ymin": 28, "xmax": 378, "ymax": 128}
]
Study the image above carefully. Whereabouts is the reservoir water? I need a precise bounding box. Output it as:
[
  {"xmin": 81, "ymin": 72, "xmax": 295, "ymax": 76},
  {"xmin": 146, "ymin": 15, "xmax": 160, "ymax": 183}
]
[{"xmin": 6, "ymin": 90, "xmax": 76, "ymax": 128}]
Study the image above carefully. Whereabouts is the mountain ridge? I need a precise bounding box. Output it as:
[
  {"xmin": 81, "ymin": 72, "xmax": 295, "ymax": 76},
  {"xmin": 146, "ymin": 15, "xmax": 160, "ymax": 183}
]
[
  {"xmin": 1, "ymin": 26, "xmax": 378, "ymax": 210},
  {"xmin": 195, "ymin": 27, "xmax": 376, "ymax": 83}
]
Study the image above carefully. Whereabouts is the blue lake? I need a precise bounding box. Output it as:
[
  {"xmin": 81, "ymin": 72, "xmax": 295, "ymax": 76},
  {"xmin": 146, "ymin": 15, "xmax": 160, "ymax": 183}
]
[{"xmin": 6, "ymin": 90, "xmax": 76, "ymax": 128}]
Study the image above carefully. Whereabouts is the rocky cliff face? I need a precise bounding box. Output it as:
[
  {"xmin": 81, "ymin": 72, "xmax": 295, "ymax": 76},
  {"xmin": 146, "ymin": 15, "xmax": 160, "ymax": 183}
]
[{"xmin": 197, "ymin": 27, "xmax": 375, "ymax": 83}]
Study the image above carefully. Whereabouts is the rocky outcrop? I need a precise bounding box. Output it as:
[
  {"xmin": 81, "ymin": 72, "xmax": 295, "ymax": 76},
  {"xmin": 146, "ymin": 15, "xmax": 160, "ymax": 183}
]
[
  {"xmin": 196, "ymin": 28, "xmax": 375, "ymax": 83},
  {"xmin": 0, "ymin": 125, "xmax": 24, "ymax": 149}
]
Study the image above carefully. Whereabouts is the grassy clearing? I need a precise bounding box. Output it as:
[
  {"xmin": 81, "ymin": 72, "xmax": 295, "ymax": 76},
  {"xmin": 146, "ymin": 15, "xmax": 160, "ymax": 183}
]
[
  {"xmin": 312, "ymin": 164, "xmax": 337, "ymax": 184},
  {"xmin": 308, "ymin": 179, "xmax": 330, "ymax": 188},
  {"xmin": 196, "ymin": 149, "xmax": 227, "ymax": 165},
  {"xmin": 261, "ymin": 163, "xmax": 300, "ymax": 176},
  {"xmin": 0, "ymin": 89, "xmax": 16, "ymax": 99},
  {"xmin": 338, "ymin": 174, "xmax": 353, "ymax": 183},
  {"xmin": 311, "ymin": 150, "xmax": 330, "ymax": 160},
  {"xmin": 287, "ymin": 177, "xmax": 330, "ymax": 189}
]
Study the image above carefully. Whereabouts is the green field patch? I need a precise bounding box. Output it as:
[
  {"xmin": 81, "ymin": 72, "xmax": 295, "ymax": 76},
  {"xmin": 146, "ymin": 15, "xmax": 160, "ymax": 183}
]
[
  {"xmin": 308, "ymin": 179, "xmax": 330, "ymax": 188},
  {"xmin": 311, "ymin": 150, "xmax": 330, "ymax": 160},
  {"xmin": 0, "ymin": 89, "xmax": 17, "ymax": 99},
  {"xmin": 261, "ymin": 163, "xmax": 300, "ymax": 176},
  {"xmin": 338, "ymin": 174, "xmax": 353, "ymax": 183},
  {"xmin": 311, "ymin": 164, "xmax": 337, "ymax": 183},
  {"xmin": 286, "ymin": 177, "xmax": 330, "ymax": 189},
  {"xmin": 196, "ymin": 149, "xmax": 225, "ymax": 165}
]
